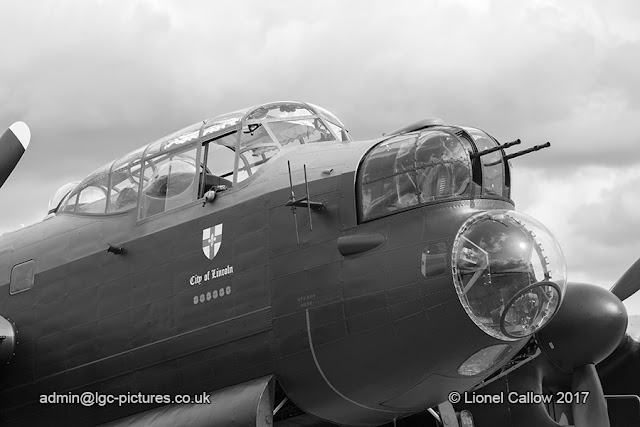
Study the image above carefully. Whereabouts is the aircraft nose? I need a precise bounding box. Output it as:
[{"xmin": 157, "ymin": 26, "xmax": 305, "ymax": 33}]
[{"xmin": 451, "ymin": 209, "xmax": 567, "ymax": 341}]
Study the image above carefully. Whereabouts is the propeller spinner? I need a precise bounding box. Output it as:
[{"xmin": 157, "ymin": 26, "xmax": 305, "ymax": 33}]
[
  {"xmin": 471, "ymin": 279, "xmax": 629, "ymax": 427},
  {"xmin": 536, "ymin": 282, "xmax": 627, "ymax": 427},
  {"xmin": 0, "ymin": 121, "xmax": 31, "ymax": 189}
]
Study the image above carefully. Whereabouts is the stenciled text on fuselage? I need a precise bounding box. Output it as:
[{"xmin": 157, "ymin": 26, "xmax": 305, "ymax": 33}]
[{"xmin": 190, "ymin": 265, "xmax": 234, "ymax": 286}]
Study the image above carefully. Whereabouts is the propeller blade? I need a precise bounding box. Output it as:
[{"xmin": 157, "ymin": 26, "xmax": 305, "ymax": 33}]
[
  {"xmin": 610, "ymin": 257, "xmax": 640, "ymax": 302},
  {"xmin": 572, "ymin": 364, "xmax": 610, "ymax": 427},
  {"xmin": 0, "ymin": 121, "xmax": 30, "ymax": 189}
]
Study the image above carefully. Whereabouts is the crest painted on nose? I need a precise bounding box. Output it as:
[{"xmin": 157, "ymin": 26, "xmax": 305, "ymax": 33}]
[{"xmin": 202, "ymin": 224, "xmax": 223, "ymax": 260}]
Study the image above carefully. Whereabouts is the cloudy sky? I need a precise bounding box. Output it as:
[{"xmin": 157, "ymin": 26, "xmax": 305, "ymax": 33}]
[{"xmin": 1, "ymin": 0, "xmax": 640, "ymax": 311}]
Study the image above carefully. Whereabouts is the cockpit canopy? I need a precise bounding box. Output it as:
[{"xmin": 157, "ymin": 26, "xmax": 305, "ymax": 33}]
[
  {"xmin": 47, "ymin": 182, "xmax": 80, "ymax": 215},
  {"xmin": 56, "ymin": 101, "xmax": 350, "ymax": 219}
]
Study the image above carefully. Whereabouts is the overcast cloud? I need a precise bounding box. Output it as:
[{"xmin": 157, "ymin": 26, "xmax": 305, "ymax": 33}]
[{"xmin": 1, "ymin": 0, "xmax": 640, "ymax": 311}]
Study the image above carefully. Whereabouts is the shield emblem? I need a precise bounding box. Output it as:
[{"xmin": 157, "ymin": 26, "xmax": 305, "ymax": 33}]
[{"xmin": 202, "ymin": 224, "xmax": 223, "ymax": 260}]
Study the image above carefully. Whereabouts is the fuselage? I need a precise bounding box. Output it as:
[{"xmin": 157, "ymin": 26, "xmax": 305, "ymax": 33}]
[{"xmin": 0, "ymin": 102, "xmax": 565, "ymax": 426}]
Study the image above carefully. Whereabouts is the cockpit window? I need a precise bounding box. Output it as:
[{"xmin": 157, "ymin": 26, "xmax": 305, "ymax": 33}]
[
  {"xmin": 246, "ymin": 103, "xmax": 314, "ymax": 120},
  {"xmin": 144, "ymin": 122, "xmax": 202, "ymax": 161},
  {"xmin": 77, "ymin": 185, "xmax": 108, "ymax": 213},
  {"xmin": 202, "ymin": 143, "xmax": 235, "ymax": 187},
  {"xmin": 138, "ymin": 146, "xmax": 198, "ymax": 220},
  {"xmin": 107, "ymin": 146, "xmax": 147, "ymax": 213},
  {"xmin": 201, "ymin": 110, "xmax": 245, "ymax": 138},
  {"xmin": 145, "ymin": 156, "xmax": 195, "ymax": 198},
  {"xmin": 309, "ymin": 103, "xmax": 351, "ymax": 142},
  {"xmin": 265, "ymin": 118, "xmax": 334, "ymax": 147},
  {"xmin": 59, "ymin": 191, "xmax": 77, "ymax": 213},
  {"xmin": 359, "ymin": 131, "xmax": 472, "ymax": 221},
  {"xmin": 47, "ymin": 181, "xmax": 79, "ymax": 215},
  {"xmin": 230, "ymin": 102, "xmax": 344, "ymax": 183},
  {"xmin": 60, "ymin": 163, "xmax": 111, "ymax": 214},
  {"xmin": 239, "ymin": 123, "xmax": 280, "ymax": 159},
  {"xmin": 55, "ymin": 101, "xmax": 348, "ymax": 217},
  {"xmin": 200, "ymin": 134, "xmax": 248, "ymax": 194},
  {"xmin": 325, "ymin": 121, "xmax": 350, "ymax": 142}
]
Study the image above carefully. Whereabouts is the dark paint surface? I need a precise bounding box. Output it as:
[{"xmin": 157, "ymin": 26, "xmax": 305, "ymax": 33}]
[{"xmin": 0, "ymin": 131, "xmax": 528, "ymax": 426}]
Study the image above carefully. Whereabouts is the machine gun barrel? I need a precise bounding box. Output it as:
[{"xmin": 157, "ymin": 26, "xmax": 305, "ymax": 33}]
[
  {"xmin": 504, "ymin": 142, "xmax": 551, "ymax": 161},
  {"xmin": 471, "ymin": 139, "xmax": 521, "ymax": 159}
]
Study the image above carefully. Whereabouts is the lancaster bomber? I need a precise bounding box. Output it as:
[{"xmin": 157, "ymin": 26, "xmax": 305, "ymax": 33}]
[{"xmin": 1, "ymin": 101, "xmax": 639, "ymax": 426}]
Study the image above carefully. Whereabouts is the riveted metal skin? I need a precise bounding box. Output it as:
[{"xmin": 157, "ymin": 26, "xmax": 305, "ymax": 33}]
[
  {"xmin": 0, "ymin": 123, "xmax": 538, "ymax": 426},
  {"xmin": 101, "ymin": 375, "xmax": 274, "ymax": 427}
]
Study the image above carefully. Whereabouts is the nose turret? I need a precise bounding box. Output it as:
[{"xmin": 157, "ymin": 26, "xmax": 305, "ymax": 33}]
[{"xmin": 451, "ymin": 209, "xmax": 567, "ymax": 341}]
